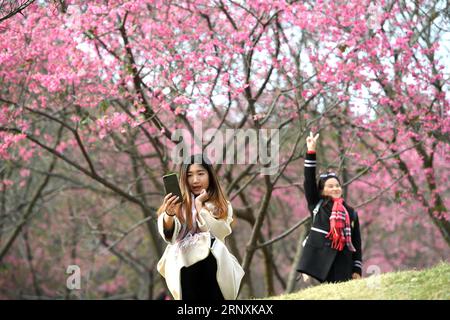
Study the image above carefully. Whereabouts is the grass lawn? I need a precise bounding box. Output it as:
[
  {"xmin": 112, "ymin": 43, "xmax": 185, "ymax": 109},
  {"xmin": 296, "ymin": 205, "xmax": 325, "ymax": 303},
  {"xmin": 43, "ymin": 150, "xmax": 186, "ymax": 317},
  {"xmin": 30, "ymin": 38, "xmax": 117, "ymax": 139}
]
[{"xmin": 267, "ymin": 261, "xmax": 450, "ymax": 300}]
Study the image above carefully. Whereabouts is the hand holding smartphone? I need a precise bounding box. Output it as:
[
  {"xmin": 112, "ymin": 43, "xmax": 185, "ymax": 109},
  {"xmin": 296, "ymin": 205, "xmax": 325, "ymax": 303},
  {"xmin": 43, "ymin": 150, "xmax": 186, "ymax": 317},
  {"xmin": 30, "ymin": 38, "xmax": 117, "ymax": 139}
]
[{"xmin": 163, "ymin": 173, "xmax": 183, "ymax": 204}]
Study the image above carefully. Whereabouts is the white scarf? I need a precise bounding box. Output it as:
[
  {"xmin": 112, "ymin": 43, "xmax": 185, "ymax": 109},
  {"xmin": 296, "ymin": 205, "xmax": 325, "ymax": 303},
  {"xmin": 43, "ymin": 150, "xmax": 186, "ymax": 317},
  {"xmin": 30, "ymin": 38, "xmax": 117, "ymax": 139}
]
[{"xmin": 176, "ymin": 193, "xmax": 200, "ymax": 242}]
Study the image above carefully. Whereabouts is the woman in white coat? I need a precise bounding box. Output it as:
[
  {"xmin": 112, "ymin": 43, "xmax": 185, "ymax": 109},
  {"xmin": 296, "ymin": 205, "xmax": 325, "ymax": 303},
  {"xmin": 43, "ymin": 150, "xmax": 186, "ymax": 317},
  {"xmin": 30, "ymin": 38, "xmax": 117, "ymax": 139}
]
[{"xmin": 157, "ymin": 154, "xmax": 244, "ymax": 300}]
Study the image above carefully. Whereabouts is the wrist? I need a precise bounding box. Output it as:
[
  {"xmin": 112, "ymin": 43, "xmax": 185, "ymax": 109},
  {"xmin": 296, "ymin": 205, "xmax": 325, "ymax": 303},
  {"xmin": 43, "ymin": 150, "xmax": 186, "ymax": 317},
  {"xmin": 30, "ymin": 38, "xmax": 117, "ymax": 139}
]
[
  {"xmin": 307, "ymin": 149, "xmax": 316, "ymax": 154},
  {"xmin": 163, "ymin": 213, "xmax": 174, "ymax": 225}
]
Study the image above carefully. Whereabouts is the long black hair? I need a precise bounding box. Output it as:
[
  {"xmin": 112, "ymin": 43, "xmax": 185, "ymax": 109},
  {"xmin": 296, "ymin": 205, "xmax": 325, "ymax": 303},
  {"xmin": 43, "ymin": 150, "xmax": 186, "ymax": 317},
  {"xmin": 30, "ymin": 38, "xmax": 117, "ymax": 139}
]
[{"xmin": 157, "ymin": 154, "xmax": 228, "ymax": 230}]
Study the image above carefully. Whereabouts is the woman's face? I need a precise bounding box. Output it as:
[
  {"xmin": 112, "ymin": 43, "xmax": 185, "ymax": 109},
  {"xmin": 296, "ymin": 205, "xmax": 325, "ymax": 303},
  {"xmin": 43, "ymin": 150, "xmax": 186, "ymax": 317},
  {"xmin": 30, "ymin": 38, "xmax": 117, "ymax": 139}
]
[
  {"xmin": 322, "ymin": 178, "xmax": 342, "ymax": 199},
  {"xmin": 187, "ymin": 164, "xmax": 210, "ymax": 196}
]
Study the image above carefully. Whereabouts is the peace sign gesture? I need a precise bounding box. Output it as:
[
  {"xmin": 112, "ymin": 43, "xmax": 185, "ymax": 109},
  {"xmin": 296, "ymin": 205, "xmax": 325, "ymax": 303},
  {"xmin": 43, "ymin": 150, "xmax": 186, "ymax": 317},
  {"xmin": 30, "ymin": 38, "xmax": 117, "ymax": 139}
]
[{"xmin": 306, "ymin": 131, "xmax": 320, "ymax": 152}]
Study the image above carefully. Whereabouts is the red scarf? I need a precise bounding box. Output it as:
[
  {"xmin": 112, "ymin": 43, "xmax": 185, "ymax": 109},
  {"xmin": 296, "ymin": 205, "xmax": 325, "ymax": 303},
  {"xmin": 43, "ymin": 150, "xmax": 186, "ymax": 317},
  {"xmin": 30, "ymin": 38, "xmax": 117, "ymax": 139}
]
[{"xmin": 326, "ymin": 198, "xmax": 356, "ymax": 252}]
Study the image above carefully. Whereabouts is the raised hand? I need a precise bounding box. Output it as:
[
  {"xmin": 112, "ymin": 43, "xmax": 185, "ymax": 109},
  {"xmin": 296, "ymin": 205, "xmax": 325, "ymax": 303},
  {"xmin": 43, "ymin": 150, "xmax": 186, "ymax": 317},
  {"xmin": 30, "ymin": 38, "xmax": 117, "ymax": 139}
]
[
  {"xmin": 195, "ymin": 189, "xmax": 209, "ymax": 213},
  {"xmin": 306, "ymin": 131, "xmax": 320, "ymax": 152}
]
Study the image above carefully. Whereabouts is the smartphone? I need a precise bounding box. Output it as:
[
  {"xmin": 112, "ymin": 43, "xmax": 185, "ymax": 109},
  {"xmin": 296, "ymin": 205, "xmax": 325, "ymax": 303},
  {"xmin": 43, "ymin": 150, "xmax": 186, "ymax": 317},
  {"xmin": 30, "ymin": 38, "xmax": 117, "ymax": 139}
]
[{"xmin": 163, "ymin": 173, "xmax": 183, "ymax": 204}]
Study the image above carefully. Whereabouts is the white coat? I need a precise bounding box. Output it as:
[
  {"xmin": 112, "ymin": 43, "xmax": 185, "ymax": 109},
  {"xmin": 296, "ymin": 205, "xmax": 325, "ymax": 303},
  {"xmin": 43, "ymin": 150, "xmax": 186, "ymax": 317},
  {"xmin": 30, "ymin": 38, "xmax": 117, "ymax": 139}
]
[{"xmin": 157, "ymin": 201, "xmax": 245, "ymax": 300}]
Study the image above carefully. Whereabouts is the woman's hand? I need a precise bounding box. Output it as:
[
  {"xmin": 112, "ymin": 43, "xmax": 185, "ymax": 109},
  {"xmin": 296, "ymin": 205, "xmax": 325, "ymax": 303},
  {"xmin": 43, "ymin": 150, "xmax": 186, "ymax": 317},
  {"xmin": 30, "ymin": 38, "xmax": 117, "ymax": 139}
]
[
  {"xmin": 161, "ymin": 193, "xmax": 180, "ymax": 216},
  {"xmin": 195, "ymin": 189, "xmax": 208, "ymax": 213},
  {"xmin": 352, "ymin": 273, "xmax": 361, "ymax": 280},
  {"xmin": 306, "ymin": 131, "xmax": 320, "ymax": 152},
  {"xmin": 302, "ymin": 273, "xmax": 310, "ymax": 282}
]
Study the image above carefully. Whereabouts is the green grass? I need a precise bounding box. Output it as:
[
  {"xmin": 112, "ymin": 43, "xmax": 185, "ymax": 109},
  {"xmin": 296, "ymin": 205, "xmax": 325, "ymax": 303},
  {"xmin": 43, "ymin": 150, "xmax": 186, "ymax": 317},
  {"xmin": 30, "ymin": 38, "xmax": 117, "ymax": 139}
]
[{"xmin": 268, "ymin": 261, "xmax": 450, "ymax": 300}]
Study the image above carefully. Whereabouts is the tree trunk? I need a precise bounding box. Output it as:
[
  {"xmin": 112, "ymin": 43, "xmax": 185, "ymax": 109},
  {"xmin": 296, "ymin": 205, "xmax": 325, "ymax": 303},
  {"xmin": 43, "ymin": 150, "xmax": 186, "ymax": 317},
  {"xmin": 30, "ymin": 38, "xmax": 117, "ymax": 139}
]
[{"xmin": 286, "ymin": 217, "xmax": 311, "ymax": 293}]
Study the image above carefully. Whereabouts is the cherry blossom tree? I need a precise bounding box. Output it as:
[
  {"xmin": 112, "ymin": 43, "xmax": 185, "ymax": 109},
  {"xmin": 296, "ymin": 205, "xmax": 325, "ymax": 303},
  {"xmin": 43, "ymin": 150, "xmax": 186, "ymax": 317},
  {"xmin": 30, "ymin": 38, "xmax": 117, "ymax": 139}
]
[
  {"xmin": 0, "ymin": 0, "xmax": 36, "ymax": 23},
  {"xmin": 0, "ymin": 0, "xmax": 448, "ymax": 298}
]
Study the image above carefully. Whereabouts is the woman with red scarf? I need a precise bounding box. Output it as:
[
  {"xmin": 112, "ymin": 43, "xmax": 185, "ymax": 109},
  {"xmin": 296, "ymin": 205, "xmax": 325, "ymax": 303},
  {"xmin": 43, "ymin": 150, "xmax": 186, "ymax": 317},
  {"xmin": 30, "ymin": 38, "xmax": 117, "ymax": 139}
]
[{"xmin": 297, "ymin": 132, "xmax": 363, "ymax": 283}]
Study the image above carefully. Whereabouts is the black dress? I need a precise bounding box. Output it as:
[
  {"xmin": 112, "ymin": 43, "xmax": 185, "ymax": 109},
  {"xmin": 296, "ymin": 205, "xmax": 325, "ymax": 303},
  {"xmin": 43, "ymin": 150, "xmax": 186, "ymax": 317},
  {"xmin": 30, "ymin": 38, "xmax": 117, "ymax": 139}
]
[{"xmin": 180, "ymin": 237, "xmax": 225, "ymax": 300}]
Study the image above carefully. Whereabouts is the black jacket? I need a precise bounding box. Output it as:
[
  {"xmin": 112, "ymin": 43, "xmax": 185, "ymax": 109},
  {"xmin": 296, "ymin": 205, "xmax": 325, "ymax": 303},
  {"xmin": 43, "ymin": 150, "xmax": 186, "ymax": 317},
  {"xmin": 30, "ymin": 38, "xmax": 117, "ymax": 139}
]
[{"xmin": 296, "ymin": 151, "xmax": 363, "ymax": 282}]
